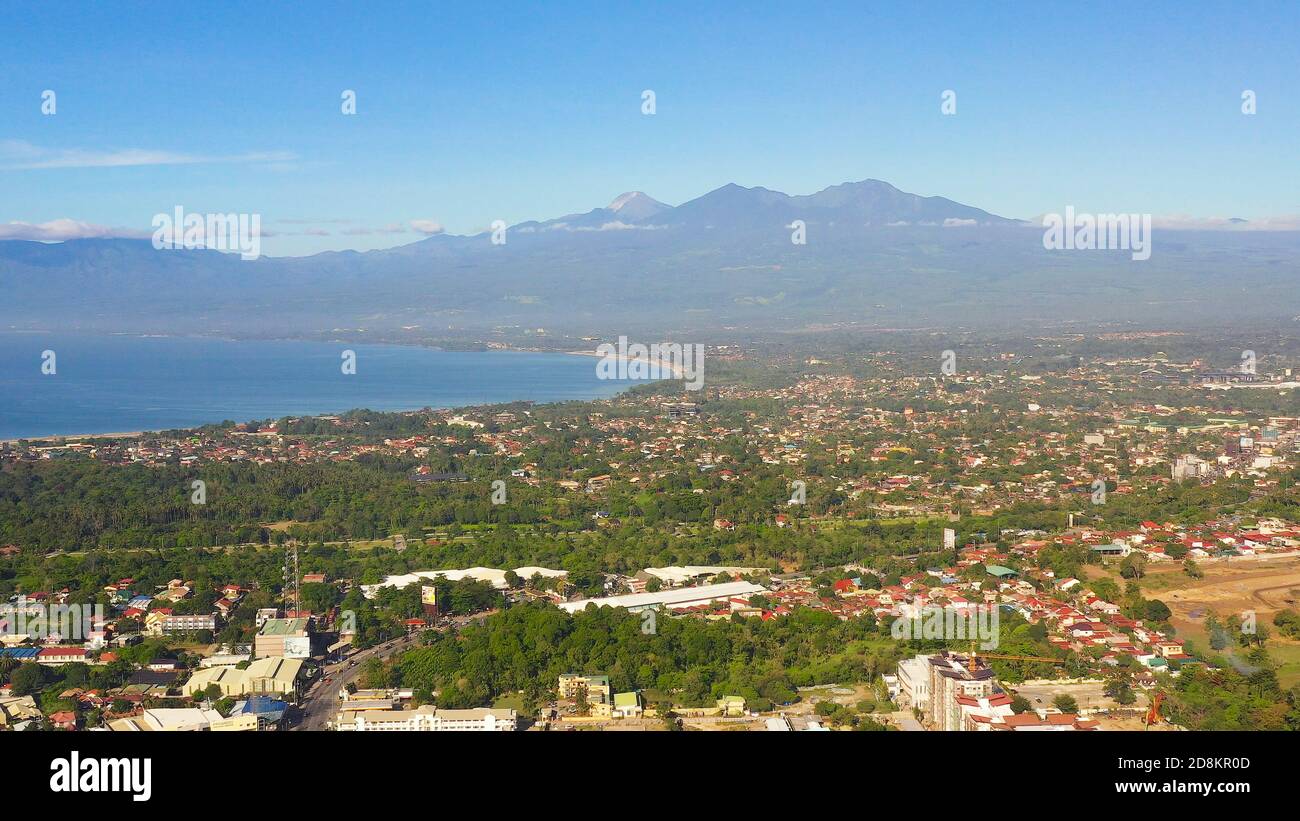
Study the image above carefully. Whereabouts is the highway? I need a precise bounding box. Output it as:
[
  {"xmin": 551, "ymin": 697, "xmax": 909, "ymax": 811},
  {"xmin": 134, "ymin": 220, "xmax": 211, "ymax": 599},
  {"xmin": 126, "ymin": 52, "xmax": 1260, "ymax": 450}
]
[{"xmin": 292, "ymin": 632, "xmax": 420, "ymax": 731}]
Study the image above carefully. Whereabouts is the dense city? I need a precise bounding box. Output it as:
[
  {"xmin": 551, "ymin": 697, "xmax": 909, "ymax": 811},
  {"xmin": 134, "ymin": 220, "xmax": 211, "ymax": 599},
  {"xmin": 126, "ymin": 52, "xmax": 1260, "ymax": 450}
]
[{"xmin": 4, "ymin": 333, "xmax": 1300, "ymax": 733}]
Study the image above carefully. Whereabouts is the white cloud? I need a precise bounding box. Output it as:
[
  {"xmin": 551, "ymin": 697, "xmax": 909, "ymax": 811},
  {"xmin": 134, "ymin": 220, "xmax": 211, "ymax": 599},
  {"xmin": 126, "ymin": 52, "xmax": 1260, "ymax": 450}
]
[
  {"xmin": 546, "ymin": 221, "xmax": 665, "ymax": 232},
  {"xmin": 409, "ymin": 219, "xmax": 444, "ymax": 235},
  {"xmin": 0, "ymin": 140, "xmax": 296, "ymax": 170},
  {"xmin": 943, "ymin": 218, "xmax": 978, "ymax": 227},
  {"xmin": 1027, "ymin": 212, "xmax": 1300, "ymax": 231},
  {"xmin": 0, "ymin": 219, "xmax": 148, "ymax": 241},
  {"xmin": 1150, "ymin": 214, "xmax": 1300, "ymax": 231}
]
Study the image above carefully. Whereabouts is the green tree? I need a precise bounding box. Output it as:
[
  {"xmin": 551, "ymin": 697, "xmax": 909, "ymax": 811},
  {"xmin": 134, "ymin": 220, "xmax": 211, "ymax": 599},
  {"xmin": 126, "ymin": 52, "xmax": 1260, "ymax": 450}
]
[{"xmin": 1052, "ymin": 694, "xmax": 1079, "ymax": 714}]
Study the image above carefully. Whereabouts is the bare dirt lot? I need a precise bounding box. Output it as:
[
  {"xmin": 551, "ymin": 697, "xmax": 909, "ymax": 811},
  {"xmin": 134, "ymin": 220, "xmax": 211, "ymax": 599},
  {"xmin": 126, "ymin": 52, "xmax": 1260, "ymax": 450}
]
[
  {"xmin": 1153, "ymin": 557, "xmax": 1300, "ymax": 634},
  {"xmin": 1011, "ymin": 680, "xmax": 1115, "ymax": 711},
  {"xmin": 1145, "ymin": 556, "xmax": 1300, "ymax": 686}
]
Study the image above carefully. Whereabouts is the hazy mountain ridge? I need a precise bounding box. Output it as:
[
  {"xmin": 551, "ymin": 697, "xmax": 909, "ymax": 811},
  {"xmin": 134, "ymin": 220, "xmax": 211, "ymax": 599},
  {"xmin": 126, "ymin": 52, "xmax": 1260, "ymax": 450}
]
[{"xmin": 2, "ymin": 179, "xmax": 1297, "ymax": 336}]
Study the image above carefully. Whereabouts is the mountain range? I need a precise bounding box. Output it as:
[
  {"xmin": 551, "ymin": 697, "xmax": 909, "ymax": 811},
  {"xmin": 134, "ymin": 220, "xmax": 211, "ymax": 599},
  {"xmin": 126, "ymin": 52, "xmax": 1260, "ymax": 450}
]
[{"xmin": 2, "ymin": 179, "xmax": 1298, "ymax": 338}]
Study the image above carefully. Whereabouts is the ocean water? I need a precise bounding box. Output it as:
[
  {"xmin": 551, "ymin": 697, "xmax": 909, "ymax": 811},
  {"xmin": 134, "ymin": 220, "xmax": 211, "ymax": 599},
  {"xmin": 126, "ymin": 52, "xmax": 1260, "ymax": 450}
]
[{"xmin": 0, "ymin": 333, "xmax": 638, "ymax": 439}]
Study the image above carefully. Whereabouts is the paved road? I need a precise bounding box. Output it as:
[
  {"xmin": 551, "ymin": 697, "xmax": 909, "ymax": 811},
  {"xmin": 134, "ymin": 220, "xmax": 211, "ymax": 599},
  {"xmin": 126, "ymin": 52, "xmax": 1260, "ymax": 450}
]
[{"xmin": 293, "ymin": 633, "xmax": 420, "ymax": 731}]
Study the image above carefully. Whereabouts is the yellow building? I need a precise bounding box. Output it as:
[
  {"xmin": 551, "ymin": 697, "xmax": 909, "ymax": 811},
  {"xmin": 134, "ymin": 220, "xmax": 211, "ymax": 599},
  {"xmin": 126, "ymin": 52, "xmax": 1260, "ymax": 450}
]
[
  {"xmin": 716, "ymin": 695, "xmax": 747, "ymax": 717},
  {"xmin": 186, "ymin": 656, "xmax": 306, "ymax": 699},
  {"xmin": 558, "ymin": 673, "xmax": 611, "ymax": 706}
]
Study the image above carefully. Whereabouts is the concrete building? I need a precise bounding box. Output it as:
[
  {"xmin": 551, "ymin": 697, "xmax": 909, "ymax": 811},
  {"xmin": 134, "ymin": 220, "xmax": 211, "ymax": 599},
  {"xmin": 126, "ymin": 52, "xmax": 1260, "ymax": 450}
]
[
  {"xmin": 363, "ymin": 566, "xmax": 567, "ymax": 596},
  {"xmin": 926, "ymin": 652, "xmax": 996, "ymax": 731},
  {"xmin": 185, "ymin": 656, "xmax": 307, "ymax": 699},
  {"xmin": 0, "ymin": 695, "xmax": 41, "ymax": 727},
  {"xmin": 638, "ymin": 565, "xmax": 766, "ymax": 587},
  {"xmin": 896, "ymin": 654, "xmax": 931, "ymax": 710},
  {"xmin": 150, "ymin": 613, "xmax": 218, "ymax": 635},
  {"xmin": 108, "ymin": 708, "xmax": 225, "ymax": 732},
  {"xmin": 557, "ymin": 580, "xmax": 766, "ymax": 614},
  {"xmin": 716, "ymin": 695, "xmax": 747, "ymax": 717},
  {"xmin": 35, "ymin": 646, "xmax": 90, "ymax": 666},
  {"xmin": 333, "ymin": 705, "xmax": 517, "ymax": 731},
  {"xmin": 209, "ymin": 713, "xmax": 262, "ymax": 731},
  {"xmin": 254, "ymin": 617, "xmax": 315, "ymax": 659},
  {"xmin": 962, "ymin": 697, "xmax": 1099, "ymax": 731},
  {"xmin": 611, "ymin": 691, "xmax": 642, "ymax": 719},
  {"xmin": 1172, "ymin": 454, "xmax": 1215, "ymax": 482},
  {"xmin": 558, "ymin": 673, "xmax": 611, "ymax": 706}
]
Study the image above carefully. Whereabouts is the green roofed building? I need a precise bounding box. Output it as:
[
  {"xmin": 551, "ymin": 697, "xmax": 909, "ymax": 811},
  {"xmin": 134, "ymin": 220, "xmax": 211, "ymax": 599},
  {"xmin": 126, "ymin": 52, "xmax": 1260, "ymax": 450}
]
[
  {"xmin": 612, "ymin": 691, "xmax": 643, "ymax": 719},
  {"xmin": 985, "ymin": 565, "xmax": 1019, "ymax": 579}
]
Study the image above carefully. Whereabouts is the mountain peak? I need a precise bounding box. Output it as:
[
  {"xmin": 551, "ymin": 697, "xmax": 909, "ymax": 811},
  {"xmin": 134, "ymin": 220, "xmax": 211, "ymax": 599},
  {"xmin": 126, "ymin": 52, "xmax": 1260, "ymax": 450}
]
[
  {"xmin": 607, "ymin": 191, "xmax": 647, "ymax": 210},
  {"xmin": 605, "ymin": 191, "xmax": 667, "ymax": 221}
]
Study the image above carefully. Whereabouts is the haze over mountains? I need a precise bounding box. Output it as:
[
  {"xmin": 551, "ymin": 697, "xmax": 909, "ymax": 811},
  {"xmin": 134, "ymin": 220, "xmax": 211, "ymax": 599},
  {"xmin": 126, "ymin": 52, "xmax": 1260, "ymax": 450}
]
[{"xmin": 2, "ymin": 179, "xmax": 1298, "ymax": 338}]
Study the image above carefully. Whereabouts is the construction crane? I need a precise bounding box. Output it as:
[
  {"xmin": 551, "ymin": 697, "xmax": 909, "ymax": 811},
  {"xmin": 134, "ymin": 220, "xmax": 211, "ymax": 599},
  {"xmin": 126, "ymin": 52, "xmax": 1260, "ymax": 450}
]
[
  {"xmin": 1143, "ymin": 692, "xmax": 1165, "ymax": 729},
  {"xmin": 965, "ymin": 641, "xmax": 1067, "ymax": 672}
]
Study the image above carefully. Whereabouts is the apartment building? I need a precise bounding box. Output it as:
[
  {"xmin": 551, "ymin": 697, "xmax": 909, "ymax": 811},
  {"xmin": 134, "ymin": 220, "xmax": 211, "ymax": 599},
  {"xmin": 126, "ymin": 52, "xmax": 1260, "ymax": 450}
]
[
  {"xmin": 558, "ymin": 673, "xmax": 611, "ymax": 706},
  {"xmin": 926, "ymin": 652, "xmax": 996, "ymax": 731},
  {"xmin": 148, "ymin": 613, "xmax": 218, "ymax": 635}
]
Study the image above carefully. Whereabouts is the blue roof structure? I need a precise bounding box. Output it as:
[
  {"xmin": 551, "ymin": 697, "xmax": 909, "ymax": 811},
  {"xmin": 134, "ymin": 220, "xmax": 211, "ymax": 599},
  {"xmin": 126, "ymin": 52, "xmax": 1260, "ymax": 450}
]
[{"xmin": 233, "ymin": 696, "xmax": 288, "ymax": 722}]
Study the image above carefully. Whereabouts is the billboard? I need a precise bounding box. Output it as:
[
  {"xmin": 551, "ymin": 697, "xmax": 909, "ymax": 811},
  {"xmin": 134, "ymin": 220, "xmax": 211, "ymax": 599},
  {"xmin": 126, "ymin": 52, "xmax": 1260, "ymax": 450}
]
[{"xmin": 420, "ymin": 585, "xmax": 437, "ymax": 607}]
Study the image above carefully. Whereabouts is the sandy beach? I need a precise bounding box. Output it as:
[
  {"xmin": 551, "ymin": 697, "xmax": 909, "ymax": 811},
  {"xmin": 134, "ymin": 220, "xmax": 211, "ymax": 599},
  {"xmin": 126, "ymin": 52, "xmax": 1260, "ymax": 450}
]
[
  {"xmin": 1, "ymin": 430, "xmax": 145, "ymax": 445},
  {"xmin": 566, "ymin": 349, "xmax": 688, "ymax": 379}
]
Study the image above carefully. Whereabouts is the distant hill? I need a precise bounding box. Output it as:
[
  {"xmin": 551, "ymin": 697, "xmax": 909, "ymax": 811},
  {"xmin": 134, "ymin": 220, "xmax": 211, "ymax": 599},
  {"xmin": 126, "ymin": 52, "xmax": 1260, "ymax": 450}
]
[{"xmin": 2, "ymin": 179, "xmax": 1297, "ymax": 337}]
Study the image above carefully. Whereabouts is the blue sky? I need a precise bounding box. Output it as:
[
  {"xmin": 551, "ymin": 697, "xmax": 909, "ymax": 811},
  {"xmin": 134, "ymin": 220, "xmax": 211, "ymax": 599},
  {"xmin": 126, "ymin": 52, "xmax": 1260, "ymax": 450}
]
[{"xmin": 2, "ymin": 1, "xmax": 1297, "ymax": 255}]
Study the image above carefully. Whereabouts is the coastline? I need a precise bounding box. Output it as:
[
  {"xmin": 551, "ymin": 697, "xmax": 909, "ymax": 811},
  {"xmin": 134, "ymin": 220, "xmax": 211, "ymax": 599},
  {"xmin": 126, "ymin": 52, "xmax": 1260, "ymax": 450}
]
[
  {"xmin": 0, "ymin": 350, "xmax": 650, "ymax": 446},
  {"xmin": 0, "ymin": 332, "xmax": 670, "ymax": 441},
  {"xmin": 566, "ymin": 349, "xmax": 687, "ymax": 379},
  {"xmin": 1, "ymin": 430, "xmax": 145, "ymax": 445}
]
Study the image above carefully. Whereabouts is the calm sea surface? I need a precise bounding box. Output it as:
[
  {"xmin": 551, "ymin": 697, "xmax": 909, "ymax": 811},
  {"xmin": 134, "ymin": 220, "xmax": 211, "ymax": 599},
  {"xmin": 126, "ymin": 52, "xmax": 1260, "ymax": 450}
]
[{"xmin": 0, "ymin": 333, "xmax": 636, "ymax": 439}]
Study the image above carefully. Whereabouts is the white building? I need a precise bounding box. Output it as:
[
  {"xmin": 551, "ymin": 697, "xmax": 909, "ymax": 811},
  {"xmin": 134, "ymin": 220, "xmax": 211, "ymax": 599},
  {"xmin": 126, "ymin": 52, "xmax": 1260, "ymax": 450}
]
[
  {"xmin": 639, "ymin": 566, "xmax": 766, "ymax": 587},
  {"xmin": 334, "ymin": 705, "xmax": 517, "ymax": 731},
  {"xmin": 1172, "ymin": 454, "xmax": 1213, "ymax": 482},
  {"xmin": 557, "ymin": 580, "xmax": 766, "ymax": 614},
  {"xmin": 363, "ymin": 566, "xmax": 567, "ymax": 597},
  {"xmin": 896, "ymin": 655, "xmax": 931, "ymax": 710},
  {"xmin": 108, "ymin": 708, "xmax": 225, "ymax": 732}
]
